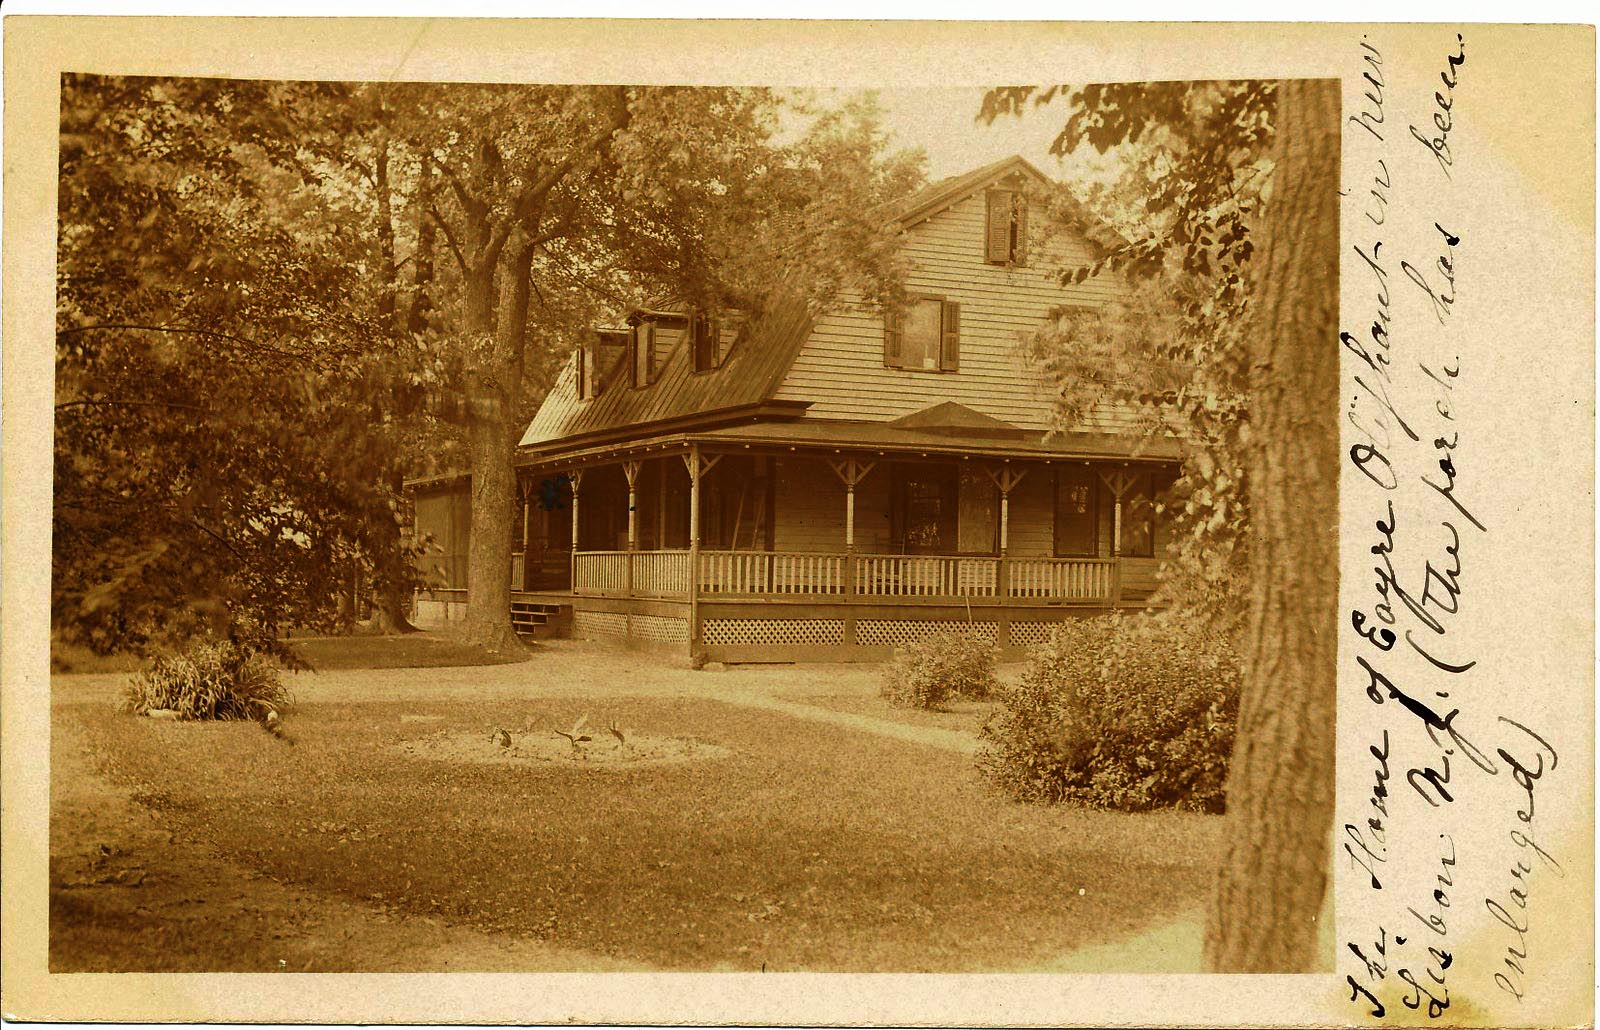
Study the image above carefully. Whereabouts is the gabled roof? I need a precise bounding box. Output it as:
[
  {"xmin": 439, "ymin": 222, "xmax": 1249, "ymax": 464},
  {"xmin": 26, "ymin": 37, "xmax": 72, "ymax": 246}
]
[
  {"xmin": 519, "ymin": 290, "xmax": 815, "ymax": 453},
  {"xmin": 891, "ymin": 154, "xmax": 1052, "ymax": 228},
  {"xmin": 891, "ymin": 153, "xmax": 1125, "ymax": 252}
]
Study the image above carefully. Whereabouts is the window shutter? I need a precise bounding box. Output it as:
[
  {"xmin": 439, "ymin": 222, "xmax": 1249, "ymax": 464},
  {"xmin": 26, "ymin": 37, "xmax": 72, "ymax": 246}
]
[
  {"xmin": 575, "ymin": 345, "xmax": 587, "ymax": 399},
  {"xmin": 986, "ymin": 189, "xmax": 1013, "ymax": 263},
  {"xmin": 884, "ymin": 307, "xmax": 904, "ymax": 367},
  {"xmin": 940, "ymin": 300, "xmax": 961, "ymax": 371},
  {"xmin": 1013, "ymin": 194, "xmax": 1029, "ymax": 266}
]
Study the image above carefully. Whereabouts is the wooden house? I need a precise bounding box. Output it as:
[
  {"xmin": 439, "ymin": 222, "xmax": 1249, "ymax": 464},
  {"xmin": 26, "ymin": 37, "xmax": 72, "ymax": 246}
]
[{"xmin": 413, "ymin": 155, "xmax": 1182, "ymax": 660}]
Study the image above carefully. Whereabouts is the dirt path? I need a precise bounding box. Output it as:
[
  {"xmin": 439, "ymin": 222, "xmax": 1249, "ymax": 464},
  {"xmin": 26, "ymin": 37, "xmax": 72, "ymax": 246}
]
[{"xmin": 50, "ymin": 710, "xmax": 648, "ymax": 972}]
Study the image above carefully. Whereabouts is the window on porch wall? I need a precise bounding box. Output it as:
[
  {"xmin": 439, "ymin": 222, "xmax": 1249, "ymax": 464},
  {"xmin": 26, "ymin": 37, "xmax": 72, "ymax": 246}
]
[{"xmin": 1054, "ymin": 468, "xmax": 1100, "ymax": 557}]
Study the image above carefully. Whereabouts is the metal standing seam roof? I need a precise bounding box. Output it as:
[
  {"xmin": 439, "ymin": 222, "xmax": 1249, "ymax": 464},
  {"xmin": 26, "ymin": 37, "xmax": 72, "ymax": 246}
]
[{"xmin": 517, "ymin": 155, "xmax": 1129, "ymax": 457}]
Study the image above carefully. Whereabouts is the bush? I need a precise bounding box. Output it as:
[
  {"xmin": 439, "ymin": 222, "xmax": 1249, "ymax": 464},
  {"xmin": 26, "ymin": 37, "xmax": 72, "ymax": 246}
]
[
  {"xmin": 880, "ymin": 632, "xmax": 998, "ymax": 710},
  {"xmin": 976, "ymin": 612, "xmax": 1239, "ymax": 812},
  {"xmin": 122, "ymin": 639, "xmax": 291, "ymax": 722}
]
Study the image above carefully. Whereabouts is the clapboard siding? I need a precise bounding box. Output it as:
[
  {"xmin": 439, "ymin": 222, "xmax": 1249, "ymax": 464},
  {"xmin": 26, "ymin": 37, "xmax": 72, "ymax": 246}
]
[
  {"xmin": 774, "ymin": 191, "xmax": 1134, "ymax": 433},
  {"xmin": 772, "ymin": 458, "xmax": 893, "ymax": 552},
  {"xmin": 1007, "ymin": 471, "xmax": 1054, "ymax": 556}
]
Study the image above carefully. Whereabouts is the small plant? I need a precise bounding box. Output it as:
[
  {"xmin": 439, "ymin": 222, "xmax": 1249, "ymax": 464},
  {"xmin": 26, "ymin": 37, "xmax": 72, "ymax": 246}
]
[
  {"xmin": 123, "ymin": 638, "xmax": 292, "ymax": 730},
  {"xmin": 880, "ymin": 631, "xmax": 999, "ymax": 710},
  {"xmin": 554, "ymin": 714, "xmax": 593, "ymax": 751},
  {"xmin": 977, "ymin": 612, "xmax": 1240, "ymax": 813}
]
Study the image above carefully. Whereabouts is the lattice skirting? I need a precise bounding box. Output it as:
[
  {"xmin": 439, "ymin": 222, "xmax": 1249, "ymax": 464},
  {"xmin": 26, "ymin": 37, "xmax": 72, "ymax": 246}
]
[
  {"xmin": 855, "ymin": 619, "xmax": 998, "ymax": 648},
  {"xmin": 572, "ymin": 610, "xmax": 629, "ymax": 640},
  {"xmin": 572, "ymin": 610, "xmax": 688, "ymax": 645},
  {"xmin": 1006, "ymin": 621, "xmax": 1066, "ymax": 649},
  {"xmin": 630, "ymin": 614, "xmax": 689, "ymax": 644},
  {"xmin": 701, "ymin": 618, "xmax": 846, "ymax": 646}
]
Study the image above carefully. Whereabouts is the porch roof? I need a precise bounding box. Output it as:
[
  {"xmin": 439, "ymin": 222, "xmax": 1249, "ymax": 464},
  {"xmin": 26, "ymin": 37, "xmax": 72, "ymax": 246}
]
[{"xmin": 520, "ymin": 416, "xmax": 1183, "ymax": 471}]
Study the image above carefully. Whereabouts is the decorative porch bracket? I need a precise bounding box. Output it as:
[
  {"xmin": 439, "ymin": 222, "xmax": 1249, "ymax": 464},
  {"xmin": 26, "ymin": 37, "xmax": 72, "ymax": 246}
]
[{"xmin": 827, "ymin": 458, "xmax": 876, "ymax": 549}]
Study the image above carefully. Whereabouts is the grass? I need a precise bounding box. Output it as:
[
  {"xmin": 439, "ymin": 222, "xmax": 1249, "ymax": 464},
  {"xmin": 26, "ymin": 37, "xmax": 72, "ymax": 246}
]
[
  {"xmin": 72, "ymin": 696, "xmax": 1221, "ymax": 971},
  {"xmin": 798, "ymin": 693, "xmax": 1001, "ymax": 735},
  {"xmin": 51, "ymin": 632, "xmax": 527, "ymax": 676},
  {"xmin": 287, "ymin": 633, "xmax": 529, "ymax": 670}
]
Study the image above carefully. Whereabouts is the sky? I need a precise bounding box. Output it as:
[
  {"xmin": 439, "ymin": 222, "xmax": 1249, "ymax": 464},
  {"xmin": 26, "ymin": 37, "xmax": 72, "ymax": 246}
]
[{"xmin": 803, "ymin": 87, "xmax": 1122, "ymax": 191}]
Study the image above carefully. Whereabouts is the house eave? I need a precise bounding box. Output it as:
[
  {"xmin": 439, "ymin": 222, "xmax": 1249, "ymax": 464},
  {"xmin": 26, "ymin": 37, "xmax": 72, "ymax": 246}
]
[{"xmin": 515, "ymin": 400, "xmax": 812, "ymax": 465}]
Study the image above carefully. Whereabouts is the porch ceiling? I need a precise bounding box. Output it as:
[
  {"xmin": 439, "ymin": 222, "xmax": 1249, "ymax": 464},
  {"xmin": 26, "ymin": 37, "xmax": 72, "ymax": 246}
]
[{"xmin": 519, "ymin": 417, "xmax": 1183, "ymax": 471}]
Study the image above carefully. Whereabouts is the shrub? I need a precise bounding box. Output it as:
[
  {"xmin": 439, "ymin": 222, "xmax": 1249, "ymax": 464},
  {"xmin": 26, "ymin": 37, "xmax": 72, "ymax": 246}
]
[
  {"xmin": 122, "ymin": 639, "xmax": 291, "ymax": 722},
  {"xmin": 880, "ymin": 631, "xmax": 998, "ymax": 710},
  {"xmin": 976, "ymin": 612, "xmax": 1239, "ymax": 812}
]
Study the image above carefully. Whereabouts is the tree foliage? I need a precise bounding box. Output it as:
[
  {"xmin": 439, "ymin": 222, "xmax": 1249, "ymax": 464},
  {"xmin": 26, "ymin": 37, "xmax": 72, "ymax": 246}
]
[
  {"xmin": 55, "ymin": 77, "xmax": 921, "ymax": 656},
  {"xmin": 55, "ymin": 75, "xmax": 424, "ymax": 659},
  {"xmin": 982, "ymin": 83, "xmax": 1277, "ymax": 628}
]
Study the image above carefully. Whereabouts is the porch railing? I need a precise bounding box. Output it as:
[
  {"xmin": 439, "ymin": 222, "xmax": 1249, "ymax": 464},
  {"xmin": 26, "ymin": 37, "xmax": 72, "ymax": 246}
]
[
  {"xmin": 1005, "ymin": 557, "xmax": 1117, "ymax": 600},
  {"xmin": 633, "ymin": 550, "xmax": 693, "ymax": 597},
  {"xmin": 571, "ymin": 549, "xmax": 1120, "ymax": 602},
  {"xmin": 573, "ymin": 551, "xmax": 630, "ymax": 595},
  {"xmin": 698, "ymin": 550, "xmax": 847, "ymax": 596}
]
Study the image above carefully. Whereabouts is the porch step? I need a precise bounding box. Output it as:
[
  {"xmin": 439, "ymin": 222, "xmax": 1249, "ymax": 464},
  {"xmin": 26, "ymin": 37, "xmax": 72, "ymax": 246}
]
[{"xmin": 511, "ymin": 601, "xmax": 572, "ymax": 640}]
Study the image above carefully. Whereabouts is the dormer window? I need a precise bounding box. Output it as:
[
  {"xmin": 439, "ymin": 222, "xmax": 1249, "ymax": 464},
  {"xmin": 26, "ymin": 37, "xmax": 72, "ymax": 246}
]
[
  {"xmin": 577, "ymin": 329, "xmax": 627, "ymax": 400},
  {"xmin": 631, "ymin": 321, "xmax": 656, "ymax": 388},
  {"xmin": 985, "ymin": 188, "xmax": 1029, "ymax": 266},
  {"xmin": 884, "ymin": 295, "xmax": 960, "ymax": 372},
  {"xmin": 690, "ymin": 311, "xmax": 738, "ymax": 373}
]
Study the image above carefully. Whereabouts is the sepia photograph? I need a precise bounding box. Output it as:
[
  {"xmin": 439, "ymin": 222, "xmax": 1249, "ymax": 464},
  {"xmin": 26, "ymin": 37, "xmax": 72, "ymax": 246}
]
[
  {"xmin": 47, "ymin": 71, "xmax": 1336, "ymax": 976},
  {"xmin": 4, "ymin": 15, "xmax": 1592, "ymax": 1028}
]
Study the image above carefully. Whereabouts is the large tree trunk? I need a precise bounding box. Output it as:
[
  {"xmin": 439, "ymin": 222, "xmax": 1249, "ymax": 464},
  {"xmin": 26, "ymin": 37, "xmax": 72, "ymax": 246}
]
[
  {"xmin": 1202, "ymin": 79, "xmax": 1340, "ymax": 972},
  {"xmin": 408, "ymin": 155, "xmax": 435, "ymax": 336},
  {"xmin": 461, "ymin": 240, "xmax": 535, "ymax": 652}
]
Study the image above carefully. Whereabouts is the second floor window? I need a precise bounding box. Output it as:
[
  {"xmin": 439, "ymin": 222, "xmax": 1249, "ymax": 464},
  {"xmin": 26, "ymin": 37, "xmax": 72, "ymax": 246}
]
[{"xmin": 884, "ymin": 295, "xmax": 960, "ymax": 372}]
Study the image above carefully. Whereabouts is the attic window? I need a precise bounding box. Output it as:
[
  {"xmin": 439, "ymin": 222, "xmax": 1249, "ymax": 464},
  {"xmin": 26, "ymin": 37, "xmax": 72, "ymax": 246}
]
[{"xmin": 985, "ymin": 188, "xmax": 1029, "ymax": 266}]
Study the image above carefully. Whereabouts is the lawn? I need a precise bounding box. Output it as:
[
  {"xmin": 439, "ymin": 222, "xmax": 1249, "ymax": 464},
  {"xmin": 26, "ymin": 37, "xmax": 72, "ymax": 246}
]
[
  {"xmin": 50, "ymin": 632, "xmax": 527, "ymax": 676},
  {"xmin": 286, "ymin": 633, "xmax": 530, "ymax": 670},
  {"xmin": 67, "ymin": 696, "xmax": 1222, "ymax": 972},
  {"xmin": 796, "ymin": 693, "xmax": 1001, "ymax": 735}
]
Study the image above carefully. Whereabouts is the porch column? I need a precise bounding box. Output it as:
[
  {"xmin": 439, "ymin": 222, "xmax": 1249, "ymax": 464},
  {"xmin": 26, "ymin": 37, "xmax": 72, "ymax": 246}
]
[
  {"xmin": 568, "ymin": 469, "xmax": 585, "ymax": 593},
  {"xmin": 829, "ymin": 459, "xmax": 876, "ymax": 650},
  {"xmin": 519, "ymin": 476, "xmax": 536, "ymax": 592},
  {"xmin": 683, "ymin": 448, "xmax": 722, "ymax": 661},
  {"xmin": 622, "ymin": 460, "xmax": 641, "ymax": 599},
  {"xmin": 1099, "ymin": 467, "xmax": 1138, "ymax": 605},
  {"xmin": 986, "ymin": 465, "xmax": 1028, "ymax": 647}
]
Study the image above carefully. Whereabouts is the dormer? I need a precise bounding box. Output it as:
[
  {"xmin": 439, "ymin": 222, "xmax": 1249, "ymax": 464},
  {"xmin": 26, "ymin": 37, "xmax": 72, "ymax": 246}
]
[{"xmin": 576, "ymin": 328, "xmax": 628, "ymax": 402}]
